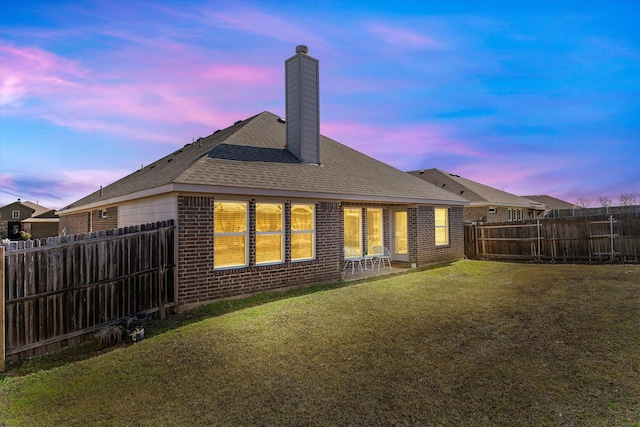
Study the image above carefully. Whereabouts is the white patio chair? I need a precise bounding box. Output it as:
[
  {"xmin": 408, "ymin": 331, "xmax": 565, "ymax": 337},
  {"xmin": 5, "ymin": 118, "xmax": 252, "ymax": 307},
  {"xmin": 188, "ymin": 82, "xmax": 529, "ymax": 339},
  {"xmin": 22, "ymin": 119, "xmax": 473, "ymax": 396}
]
[
  {"xmin": 371, "ymin": 245, "xmax": 392, "ymax": 270},
  {"xmin": 343, "ymin": 246, "xmax": 364, "ymax": 274}
]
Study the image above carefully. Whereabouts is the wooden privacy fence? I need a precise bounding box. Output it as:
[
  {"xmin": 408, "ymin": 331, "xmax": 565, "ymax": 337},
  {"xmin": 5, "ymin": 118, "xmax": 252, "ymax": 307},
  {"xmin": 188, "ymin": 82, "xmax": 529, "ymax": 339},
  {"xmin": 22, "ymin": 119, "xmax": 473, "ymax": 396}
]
[
  {"xmin": 1, "ymin": 221, "xmax": 176, "ymax": 364},
  {"xmin": 465, "ymin": 214, "xmax": 640, "ymax": 262}
]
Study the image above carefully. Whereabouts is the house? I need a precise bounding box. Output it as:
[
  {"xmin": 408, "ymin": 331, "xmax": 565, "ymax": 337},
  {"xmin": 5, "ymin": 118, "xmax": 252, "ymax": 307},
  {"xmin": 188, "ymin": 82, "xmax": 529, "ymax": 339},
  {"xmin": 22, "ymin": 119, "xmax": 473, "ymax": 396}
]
[
  {"xmin": 57, "ymin": 46, "xmax": 468, "ymax": 310},
  {"xmin": 522, "ymin": 195, "xmax": 577, "ymax": 216},
  {"xmin": 0, "ymin": 199, "xmax": 59, "ymax": 239},
  {"xmin": 407, "ymin": 168, "xmax": 545, "ymax": 223}
]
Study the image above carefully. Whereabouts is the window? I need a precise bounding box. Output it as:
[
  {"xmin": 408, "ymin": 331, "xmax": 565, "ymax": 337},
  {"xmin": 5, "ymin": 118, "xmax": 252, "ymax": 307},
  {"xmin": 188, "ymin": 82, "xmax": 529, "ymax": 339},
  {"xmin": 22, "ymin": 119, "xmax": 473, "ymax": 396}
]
[
  {"xmin": 394, "ymin": 211, "xmax": 408, "ymax": 255},
  {"xmin": 508, "ymin": 208, "xmax": 523, "ymax": 222},
  {"xmin": 214, "ymin": 201, "xmax": 248, "ymax": 268},
  {"xmin": 367, "ymin": 208, "xmax": 383, "ymax": 255},
  {"xmin": 344, "ymin": 208, "xmax": 362, "ymax": 256},
  {"xmin": 488, "ymin": 207, "xmax": 497, "ymax": 214},
  {"xmin": 435, "ymin": 208, "xmax": 449, "ymax": 246},
  {"xmin": 291, "ymin": 204, "xmax": 315, "ymax": 261},
  {"xmin": 100, "ymin": 210, "xmax": 107, "ymax": 219},
  {"xmin": 12, "ymin": 210, "xmax": 20, "ymax": 219},
  {"xmin": 256, "ymin": 203, "xmax": 283, "ymax": 265}
]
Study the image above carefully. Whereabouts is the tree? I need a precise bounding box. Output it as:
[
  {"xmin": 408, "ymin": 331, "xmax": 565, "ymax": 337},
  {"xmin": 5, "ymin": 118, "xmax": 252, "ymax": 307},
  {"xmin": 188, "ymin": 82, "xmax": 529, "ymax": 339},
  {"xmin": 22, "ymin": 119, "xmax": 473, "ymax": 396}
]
[
  {"xmin": 597, "ymin": 196, "xmax": 612, "ymax": 208},
  {"xmin": 576, "ymin": 197, "xmax": 591, "ymax": 208},
  {"xmin": 619, "ymin": 193, "xmax": 638, "ymax": 206}
]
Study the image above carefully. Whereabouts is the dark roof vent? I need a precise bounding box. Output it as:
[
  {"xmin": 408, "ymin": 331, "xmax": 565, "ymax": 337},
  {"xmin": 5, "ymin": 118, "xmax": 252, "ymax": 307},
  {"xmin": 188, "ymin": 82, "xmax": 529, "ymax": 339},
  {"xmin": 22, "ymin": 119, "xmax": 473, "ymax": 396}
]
[
  {"xmin": 168, "ymin": 158, "xmax": 173, "ymax": 163},
  {"xmin": 234, "ymin": 120, "xmax": 243, "ymax": 125},
  {"xmin": 460, "ymin": 190, "xmax": 464, "ymax": 195},
  {"xmin": 296, "ymin": 45, "xmax": 308, "ymax": 54},
  {"xmin": 277, "ymin": 117, "xmax": 286, "ymax": 123},
  {"xmin": 214, "ymin": 129, "xmax": 221, "ymax": 134}
]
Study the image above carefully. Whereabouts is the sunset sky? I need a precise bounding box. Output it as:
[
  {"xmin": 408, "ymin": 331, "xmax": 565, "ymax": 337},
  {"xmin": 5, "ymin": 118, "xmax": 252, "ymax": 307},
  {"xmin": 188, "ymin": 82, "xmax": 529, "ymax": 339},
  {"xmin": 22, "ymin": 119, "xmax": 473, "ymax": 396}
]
[{"xmin": 1, "ymin": 0, "xmax": 638, "ymax": 210}]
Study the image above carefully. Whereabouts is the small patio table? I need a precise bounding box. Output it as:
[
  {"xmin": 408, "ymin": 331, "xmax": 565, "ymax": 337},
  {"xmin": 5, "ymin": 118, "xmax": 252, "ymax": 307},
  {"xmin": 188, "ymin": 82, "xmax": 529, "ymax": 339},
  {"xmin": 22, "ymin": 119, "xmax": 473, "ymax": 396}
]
[{"xmin": 363, "ymin": 255, "xmax": 377, "ymax": 271}]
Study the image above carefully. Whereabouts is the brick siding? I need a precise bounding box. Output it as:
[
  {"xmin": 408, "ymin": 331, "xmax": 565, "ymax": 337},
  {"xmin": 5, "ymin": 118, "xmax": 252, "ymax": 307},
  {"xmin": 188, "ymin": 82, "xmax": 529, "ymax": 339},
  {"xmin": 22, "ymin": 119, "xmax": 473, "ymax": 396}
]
[
  {"xmin": 59, "ymin": 207, "xmax": 118, "ymax": 235},
  {"xmin": 410, "ymin": 206, "xmax": 464, "ymax": 265},
  {"xmin": 176, "ymin": 196, "xmax": 342, "ymax": 309},
  {"xmin": 57, "ymin": 197, "xmax": 464, "ymax": 310}
]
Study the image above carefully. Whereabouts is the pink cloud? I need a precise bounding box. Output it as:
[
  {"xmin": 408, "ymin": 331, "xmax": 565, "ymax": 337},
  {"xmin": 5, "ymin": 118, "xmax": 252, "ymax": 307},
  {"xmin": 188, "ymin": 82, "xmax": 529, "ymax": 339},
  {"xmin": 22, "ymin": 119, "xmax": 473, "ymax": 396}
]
[
  {"xmin": 0, "ymin": 43, "xmax": 86, "ymax": 108},
  {"xmin": 0, "ymin": 168, "xmax": 134, "ymax": 210},
  {"xmin": 322, "ymin": 120, "xmax": 483, "ymax": 168},
  {"xmin": 0, "ymin": 41, "xmax": 281, "ymax": 144}
]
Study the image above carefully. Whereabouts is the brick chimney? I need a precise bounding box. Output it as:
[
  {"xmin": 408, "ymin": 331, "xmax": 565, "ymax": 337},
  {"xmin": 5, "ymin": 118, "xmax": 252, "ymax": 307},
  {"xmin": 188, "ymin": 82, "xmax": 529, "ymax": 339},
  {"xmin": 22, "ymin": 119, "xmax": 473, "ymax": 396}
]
[{"xmin": 285, "ymin": 45, "xmax": 320, "ymax": 164}]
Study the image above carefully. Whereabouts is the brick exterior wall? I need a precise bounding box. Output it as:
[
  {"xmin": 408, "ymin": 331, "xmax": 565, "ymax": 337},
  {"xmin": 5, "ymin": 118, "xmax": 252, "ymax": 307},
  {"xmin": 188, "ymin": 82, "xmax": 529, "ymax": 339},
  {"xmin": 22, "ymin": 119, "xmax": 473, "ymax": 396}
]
[
  {"xmin": 59, "ymin": 212, "xmax": 89, "ymax": 235},
  {"xmin": 59, "ymin": 207, "xmax": 118, "ymax": 235},
  {"xmin": 56, "ymin": 197, "xmax": 464, "ymax": 310},
  {"xmin": 176, "ymin": 195, "xmax": 342, "ymax": 309},
  {"xmin": 410, "ymin": 206, "xmax": 464, "ymax": 265}
]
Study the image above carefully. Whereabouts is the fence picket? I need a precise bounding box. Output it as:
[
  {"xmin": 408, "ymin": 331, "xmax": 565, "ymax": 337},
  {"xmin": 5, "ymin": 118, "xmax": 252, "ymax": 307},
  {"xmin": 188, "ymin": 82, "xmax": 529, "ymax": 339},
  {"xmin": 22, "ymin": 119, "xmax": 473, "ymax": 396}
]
[
  {"xmin": 465, "ymin": 213, "xmax": 639, "ymax": 262},
  {"xmin": 2, "ymin": 221, "xmax": 175, "ymax": 361}
]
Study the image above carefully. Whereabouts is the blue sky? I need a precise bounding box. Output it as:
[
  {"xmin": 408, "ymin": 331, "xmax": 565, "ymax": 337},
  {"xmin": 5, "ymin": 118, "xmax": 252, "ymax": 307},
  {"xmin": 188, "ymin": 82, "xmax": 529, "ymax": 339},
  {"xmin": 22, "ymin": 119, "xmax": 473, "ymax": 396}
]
[{"xmin": 1, "ymin": 0, "xmax": 638, "ymax": 209}]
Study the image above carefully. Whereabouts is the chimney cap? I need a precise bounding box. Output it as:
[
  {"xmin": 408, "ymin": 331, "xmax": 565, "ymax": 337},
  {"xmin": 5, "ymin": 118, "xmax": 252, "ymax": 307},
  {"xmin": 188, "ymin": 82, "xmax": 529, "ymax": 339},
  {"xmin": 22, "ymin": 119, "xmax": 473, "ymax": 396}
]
[{"xmin": 296, "ymin": 45, "xmax": 308, "ymax": 54}]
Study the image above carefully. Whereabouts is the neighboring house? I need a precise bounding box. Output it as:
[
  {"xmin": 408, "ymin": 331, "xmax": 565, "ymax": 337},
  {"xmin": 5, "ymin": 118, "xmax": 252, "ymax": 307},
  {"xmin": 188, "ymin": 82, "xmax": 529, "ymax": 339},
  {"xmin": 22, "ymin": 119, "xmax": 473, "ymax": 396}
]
[
  {"xmin": 0, "ymin": 199, "xmax": 59, "ymax": 239},
  {"xmin": 57, "ymin": 46, "xmax": 468, "ymax": 311},
  {"xmin": 522, "ymin": 195, "xmax": 577, "ymax": 216},
  {"xmin": 407, "ymin": 168, "xmax": 545, "ymax": 223}
]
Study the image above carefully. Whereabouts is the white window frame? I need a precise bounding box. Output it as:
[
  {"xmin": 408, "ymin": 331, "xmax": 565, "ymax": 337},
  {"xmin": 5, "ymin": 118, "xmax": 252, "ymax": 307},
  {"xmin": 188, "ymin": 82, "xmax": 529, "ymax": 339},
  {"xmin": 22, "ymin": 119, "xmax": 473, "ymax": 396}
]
[
  {"xmin": 344, "ymin": 208, "xmax": 363, "ymax": 256},
  {"xmin": 291, "ymin": 204, "xmax": 316, "ymax": 262},
  {"xmin": 366, "ymin": 208, "xmax": 384, "ymax": 255},
  {"xmin": 508, "ymin": 208, "xmax": 523, "ymax": 222},
  {"xmin": 12, "ymin": 210, "xmax": 20, "ymax": 219},
  {"xmin": 435, "ymin": 208, "xmax": 449, "ymax": 246},
  {"xmin": 214, "ymin": 201, "xmax": 249, "ymax": 269},
  {"xmin": 100, "ymin": 209, "xmax": 107, "ymax": 219},
  {"xmin": 255, "ymin": 203, "xmax": 284, "ymax": 266}
]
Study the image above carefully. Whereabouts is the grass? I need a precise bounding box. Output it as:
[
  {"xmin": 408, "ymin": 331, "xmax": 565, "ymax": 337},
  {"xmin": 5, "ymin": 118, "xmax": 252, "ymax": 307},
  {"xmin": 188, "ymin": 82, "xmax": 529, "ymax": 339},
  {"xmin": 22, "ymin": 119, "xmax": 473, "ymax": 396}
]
[{"xmin": 1, "ymin": 260, "xmax": 639, "ymax": 426}]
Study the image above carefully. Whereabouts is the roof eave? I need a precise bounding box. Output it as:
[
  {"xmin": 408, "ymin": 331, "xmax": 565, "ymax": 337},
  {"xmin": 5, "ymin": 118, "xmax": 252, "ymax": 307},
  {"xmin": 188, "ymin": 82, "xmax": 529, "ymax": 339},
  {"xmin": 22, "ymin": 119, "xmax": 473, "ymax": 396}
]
[
  {"xmin": 468, "ymin": 200, "xmax": 546, "ymax": 209},
  {"xmin": 56, "ymin": 183, "xmax": 469, "ymax": 214}
]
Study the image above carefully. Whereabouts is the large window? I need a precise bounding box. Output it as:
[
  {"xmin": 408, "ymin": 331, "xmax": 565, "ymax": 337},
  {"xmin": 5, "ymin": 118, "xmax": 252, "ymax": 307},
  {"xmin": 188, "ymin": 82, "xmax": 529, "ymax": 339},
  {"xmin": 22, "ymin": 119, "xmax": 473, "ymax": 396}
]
[
  {"xmin": 256, "ymin": 203, "xmax": 284, "ymax": 265},
  {"xmin": 394, "ymin": 211, "xmax": 408, "ymax": 255},
  {"xmin": 367, "ymin": 208, "xmax": 383, "ymax": 255},
  {"xmin": 435, "ymin": 208, "xmax": 449, "ymax": 246},
  {"xmin": 344, "ymin": 208, "xmax": 362, "ymax": 256},
  {"xmin": 291, "ymin": 204, "xmax": 315, "ymax": 261},
  {"xmin": 214, "ymin": 201, "xmax": 248, "ymax": 268}
]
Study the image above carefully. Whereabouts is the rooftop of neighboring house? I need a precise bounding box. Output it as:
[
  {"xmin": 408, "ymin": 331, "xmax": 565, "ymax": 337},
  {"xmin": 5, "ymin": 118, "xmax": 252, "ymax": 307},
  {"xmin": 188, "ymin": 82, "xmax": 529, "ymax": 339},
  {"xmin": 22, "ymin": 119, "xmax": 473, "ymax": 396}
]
[
  {"xmin": 58, "ymin": 112, "xmax": 468, "ymax": 214},
  {"xmin": 522, "ymin": 195, "xmax": 577, "ymax": 210},
  {"xmin": 0, "ymin": 200, "xmax": 54, "ymax": 218},
  {"xmin": 408, "ymin": 168, "xmax": 545, "ymax": 210}
]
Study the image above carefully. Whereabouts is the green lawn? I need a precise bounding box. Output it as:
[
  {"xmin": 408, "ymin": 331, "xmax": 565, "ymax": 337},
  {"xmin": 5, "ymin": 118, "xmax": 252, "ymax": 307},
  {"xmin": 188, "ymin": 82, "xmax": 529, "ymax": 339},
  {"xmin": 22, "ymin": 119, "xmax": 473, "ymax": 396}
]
[{"xmin": 1, "ymin": 261, "xmax": 639, "ymax": 426}]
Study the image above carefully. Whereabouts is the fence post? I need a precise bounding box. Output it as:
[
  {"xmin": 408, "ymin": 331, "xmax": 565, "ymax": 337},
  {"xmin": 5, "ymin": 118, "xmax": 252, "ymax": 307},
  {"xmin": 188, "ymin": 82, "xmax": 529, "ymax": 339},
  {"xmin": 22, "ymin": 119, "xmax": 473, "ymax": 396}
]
[
  {"xmin": 473, "ymin": 223, "xmax": 479, "ymax": 259},
  {"xmin": 609, "ymin": 215, "xmax": 615, "ymax": 262},
  {"xmin": 158, "ymin": 227, "xmax": 166, "ymax": 319},
  {"xmin": 537, "ymin": 219, "xmax": 541, "ymax": 261},
  {"xmin": 1, "ymin": 246, "xmax": 5, "ymax": 372}
]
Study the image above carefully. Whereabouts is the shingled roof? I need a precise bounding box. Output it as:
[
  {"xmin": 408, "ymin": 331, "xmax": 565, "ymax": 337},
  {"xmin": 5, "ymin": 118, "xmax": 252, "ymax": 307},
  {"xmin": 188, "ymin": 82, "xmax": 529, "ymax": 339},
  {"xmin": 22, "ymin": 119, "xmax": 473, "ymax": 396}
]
[
  {"xmin": 408, "ymin": 168, "xmax": 544, "ymax": 210},
  {"xmin": 523, "ymin": 195, "xmax": 576, "ymax": 210},
  {"xmin": 59, "ymin": 112, "xmax": 467, "ymax": 213}
]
